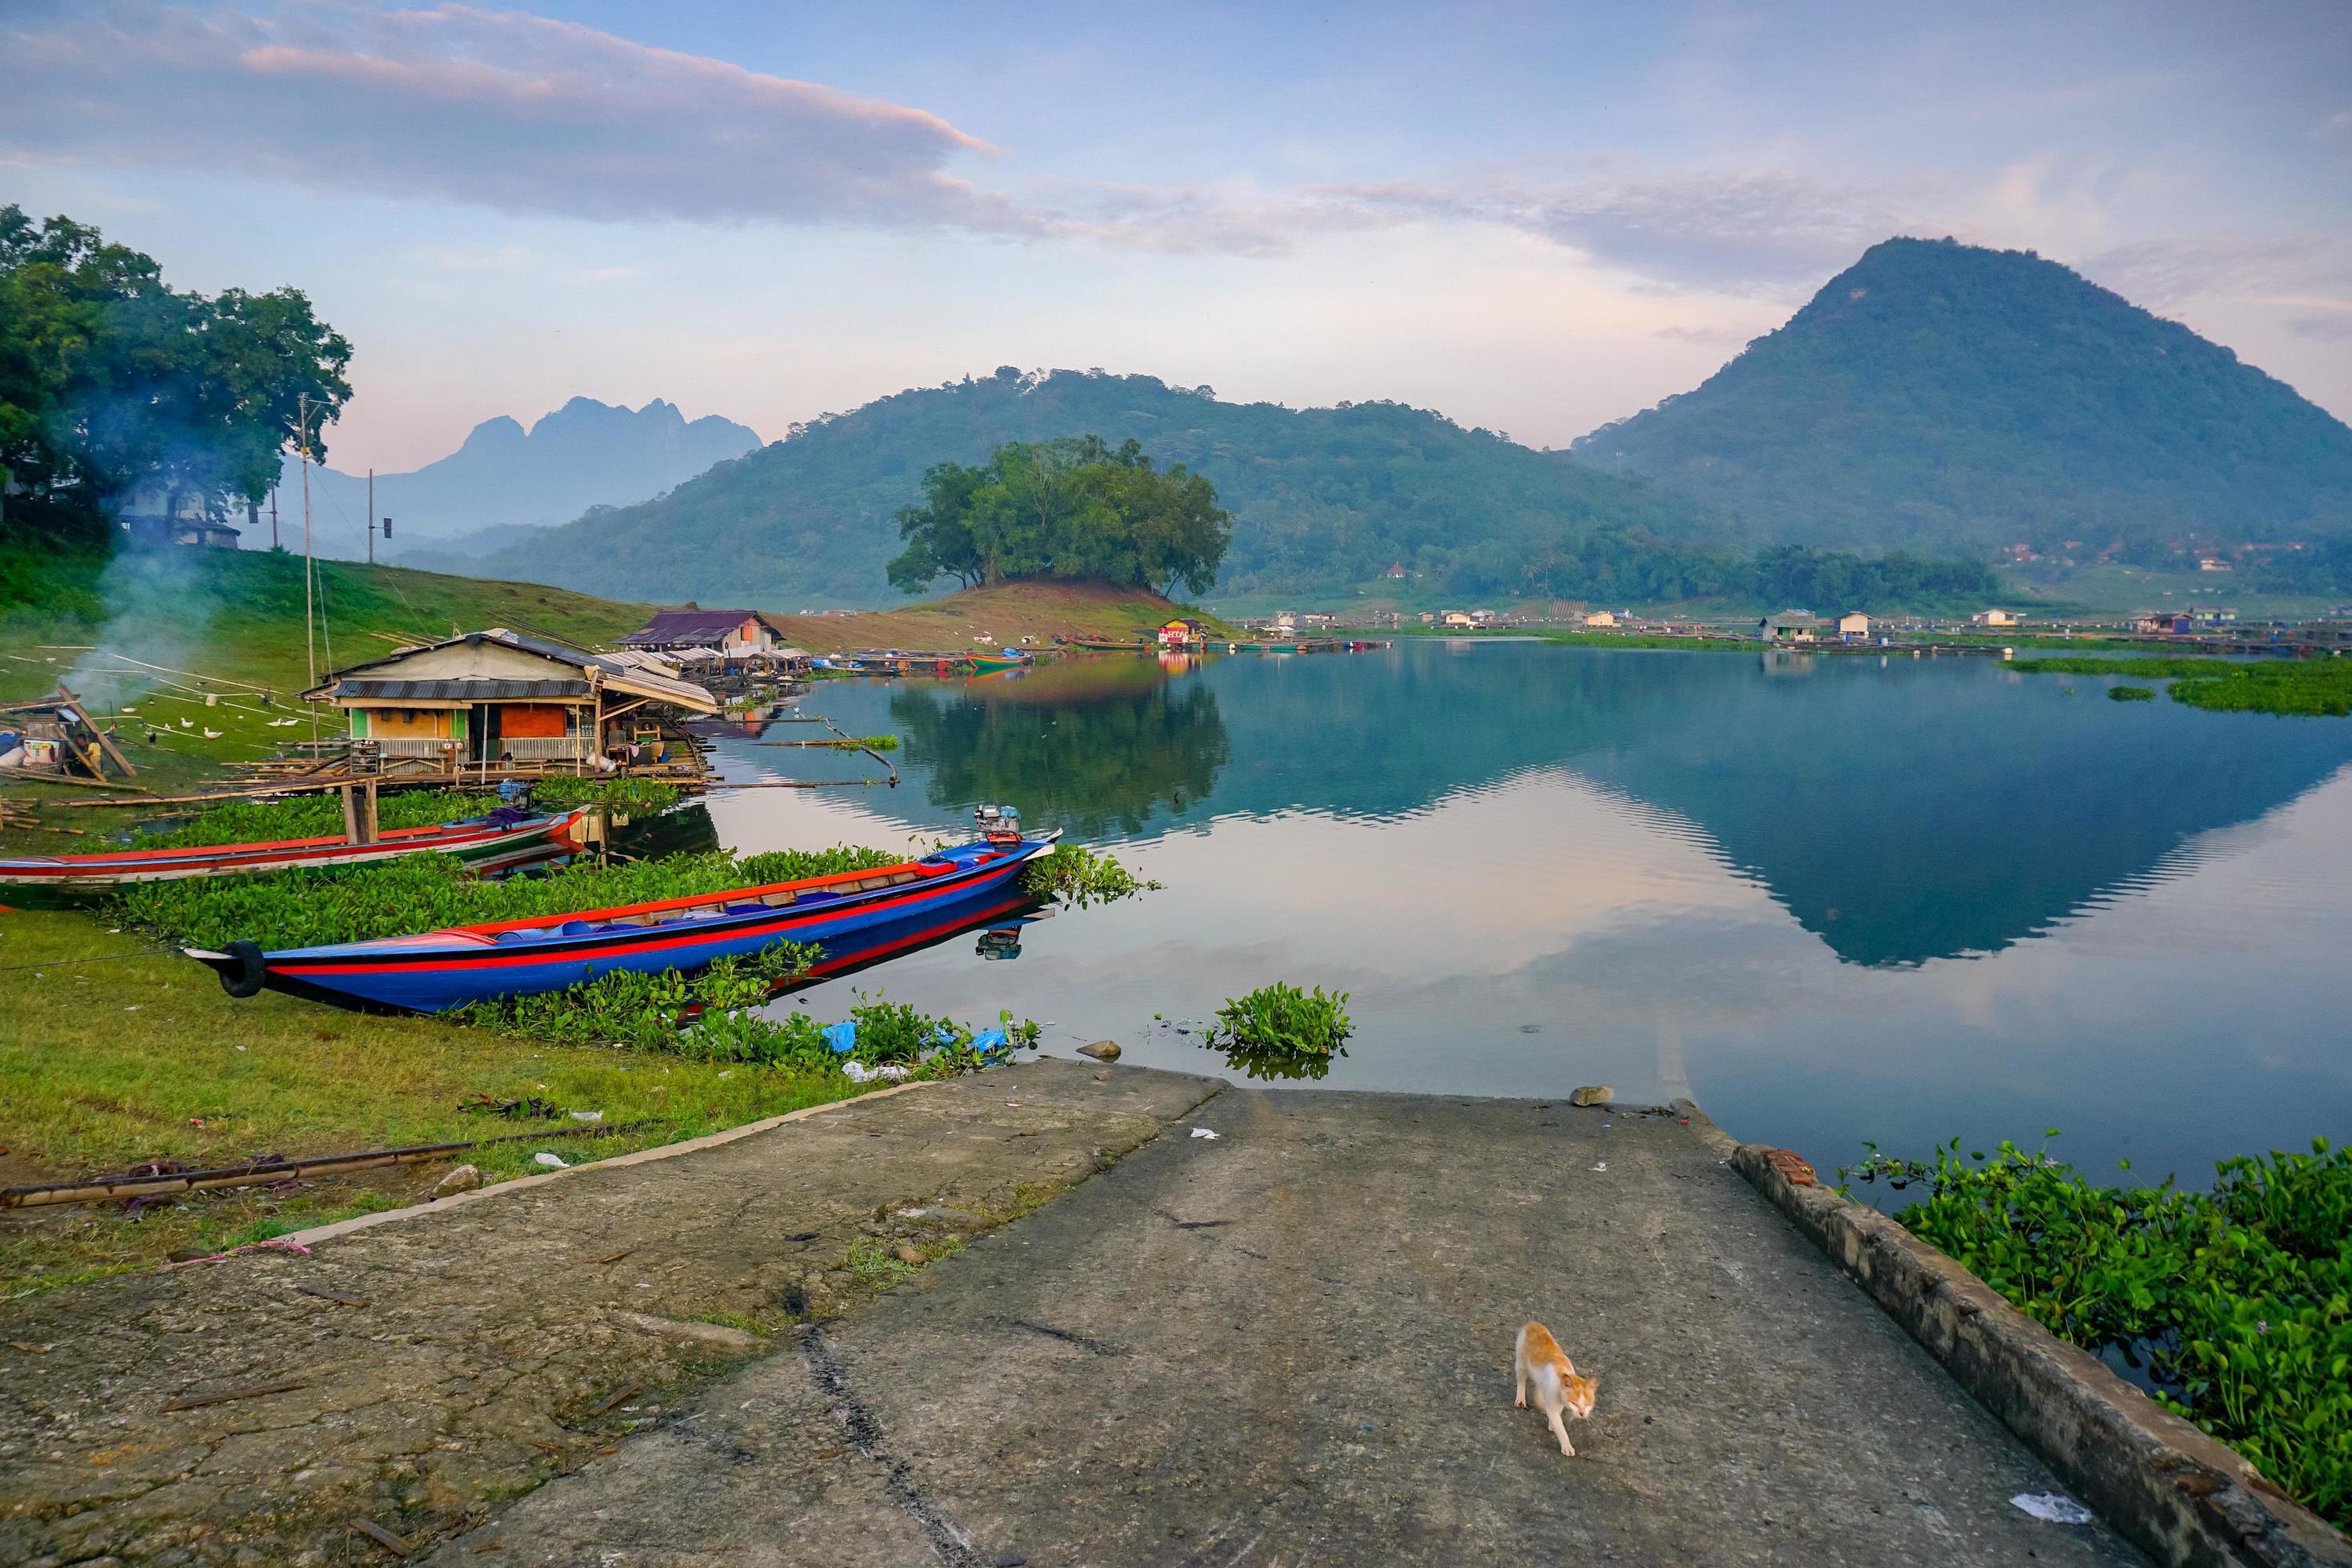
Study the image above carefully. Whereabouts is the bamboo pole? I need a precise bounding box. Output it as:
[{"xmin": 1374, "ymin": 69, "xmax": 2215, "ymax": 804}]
[{"xmin": 1, "ymin": 1118, "xmax": 655, "ymax": 1209}]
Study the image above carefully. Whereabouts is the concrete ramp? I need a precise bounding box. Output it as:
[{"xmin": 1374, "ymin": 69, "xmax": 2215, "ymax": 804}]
[{"xmin": 438, "ymin": 1083, "xmax": 2144, "ymax": 1566}]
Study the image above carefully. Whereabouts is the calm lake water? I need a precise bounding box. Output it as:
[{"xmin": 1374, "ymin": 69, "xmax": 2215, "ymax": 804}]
[{"xmin": 693, "ymin": 640, "xmax": 2352, "ymax": 1186}]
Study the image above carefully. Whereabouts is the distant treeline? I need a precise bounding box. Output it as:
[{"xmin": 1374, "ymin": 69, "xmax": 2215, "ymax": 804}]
[
  {"xmin": 1441, "ymin": 530, "xmax": 1997, "ymax": 609},
  {"xmin": 2248, "ymin": 538, "xmax": 2352, "ymax": 596}
]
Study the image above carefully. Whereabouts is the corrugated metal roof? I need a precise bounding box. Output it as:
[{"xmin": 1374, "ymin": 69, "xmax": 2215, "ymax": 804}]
[
  {"xmin": 618, "ymin": 608, "xmax": 778, "ymax": 646},
  {"xmin": 306, "ymin": 629, "xmax": 719, "ymax": 715},
  {"xmin": 333, "ymin": 679, "xmax": 590, "ymax": 702}
]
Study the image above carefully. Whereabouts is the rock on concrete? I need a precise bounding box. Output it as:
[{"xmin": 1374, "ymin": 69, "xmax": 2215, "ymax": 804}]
[{"xmin": 430, "ymin": 1090, "xmax": 2146, "ymax": 1566}]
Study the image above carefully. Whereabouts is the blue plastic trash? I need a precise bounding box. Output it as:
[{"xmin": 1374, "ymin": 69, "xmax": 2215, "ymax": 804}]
[{"xmin": 822, "ymin": 1021, "xmax": 858, "ymax": 1054}]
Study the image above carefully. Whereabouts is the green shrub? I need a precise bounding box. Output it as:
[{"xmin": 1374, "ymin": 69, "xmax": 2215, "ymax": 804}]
[
  {"xmin": 1844, "ymin": 1136, "xmax": 2352, "ymax": 1524},
  {"xmin": 2107, "ymin": 683, "xmax": 2157, "ymax": 702},
  {"xmin": 1207, "ymin": 982, "xmax": 1352, "ymax": 1078}
]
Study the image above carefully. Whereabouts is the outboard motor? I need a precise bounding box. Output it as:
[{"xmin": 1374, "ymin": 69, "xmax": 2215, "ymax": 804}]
[{"xmin": 974, "ymin": 803, "xmax": 1025, "ymax": 847}]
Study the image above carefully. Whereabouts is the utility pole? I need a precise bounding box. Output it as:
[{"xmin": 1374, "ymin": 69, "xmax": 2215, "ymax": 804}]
[
  {"xmin": 366, "ymin": 467, "xmax": 374, "ymax": 566},
  {"xmin": 299, "ymin": 391, "xmax": 315, "ymax": 692},
  {"xmin": 270, "ymin": 486, "xmax": 279, "ymax": 550}
]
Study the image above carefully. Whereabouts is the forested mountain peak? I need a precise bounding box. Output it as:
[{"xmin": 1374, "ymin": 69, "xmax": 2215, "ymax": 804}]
[
  {"xmin": 1571, "ymin": 236, "xmax": 2352, "ymax": 553},
  {"xmin": 448, "ymin": 368, "xmax": 1724, "ymax": 607}
]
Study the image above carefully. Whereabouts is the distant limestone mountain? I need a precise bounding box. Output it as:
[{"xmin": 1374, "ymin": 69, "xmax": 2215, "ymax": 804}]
[
  {"xmin": 281, "ymin": 398, "xmax": 760, "ymax": 555},
  {"xmin": 436, "ymin": 370, "xmax": 1718, "ymax": 608},
  {"xmin": 1571, "ymin": 237, "xmax": 2352, "ymax": 552}
]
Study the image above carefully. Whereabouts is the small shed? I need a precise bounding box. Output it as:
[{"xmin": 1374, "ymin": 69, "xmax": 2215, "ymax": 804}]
[
  {"xmin": 1157, "ymin": 618, "xmax": 1203, "ymax": 648},
  {"xmin": 1584, "ymin": 610, "xmax": 1618, "ymax": 628},
  {"xmin": 617, "ymin": 606, "xmax": 786, "ymax": 657},
  {"xmin": 1970, "ymin": 609, "xmax": 2016, "ymax": 627},
  {"xmin": 1759, "ymin": 611, "xmax": 1819, "ymax": 643},
  {"xmin": 1837, "ymin": 611, "xmax": 1871, "ymax": 642},
  {"xmin": 304, "ymin": 629, "xmax": 717, "ymax": 772}
]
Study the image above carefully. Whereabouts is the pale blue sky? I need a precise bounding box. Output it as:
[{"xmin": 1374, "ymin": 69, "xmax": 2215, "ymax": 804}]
[{"xmin": 6, "ymin": 0, "xmax": 2347, "ymax": 470}]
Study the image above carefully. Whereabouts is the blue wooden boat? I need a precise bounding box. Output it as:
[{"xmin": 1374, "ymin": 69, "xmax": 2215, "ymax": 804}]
[{"xmin": 186, "ymin": 812, "xmax": 1059, "ymax": 1014}]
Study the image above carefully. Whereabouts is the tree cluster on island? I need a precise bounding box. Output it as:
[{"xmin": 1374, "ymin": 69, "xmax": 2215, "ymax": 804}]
[
  {"xmin": 886, "ymin": 434, "xmax": 1231, "ymax": 598},
  {"xmin": 0, "ymin": 204, "xmax": 352, "ymax": 550}
]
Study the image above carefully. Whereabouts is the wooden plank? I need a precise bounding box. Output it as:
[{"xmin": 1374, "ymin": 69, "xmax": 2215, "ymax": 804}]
[{"xmin": 0, "ymin": 766, "xmax": 154, "ymax": 794}]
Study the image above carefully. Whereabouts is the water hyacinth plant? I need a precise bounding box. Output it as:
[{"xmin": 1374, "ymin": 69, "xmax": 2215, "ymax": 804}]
[
  {"xmin": 113, "ymin": 843, "xmax": 903, "ymax": 951},
  {"xmin": 1843, "ymin": 1134, "xmax": 2352, "ymax": 1526},
  {"xmin": 1024, "ymin": 843, "xmax": 1163, "ymax": 907},
  {"xmin": 1207, "ymin": 982, "xmax": 1352, "ymax": 1080},
  {"xmin": 524, "ymin": 776, "xmax": 686, "ymax": 814},
  {"xmin": 129, "ymin": 790, "xmax": 500, "ymax": 849}
]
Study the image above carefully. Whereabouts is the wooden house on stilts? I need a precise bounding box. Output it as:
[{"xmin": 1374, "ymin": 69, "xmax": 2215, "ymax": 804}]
[{"xmin": 302, "ymin": 629, "xmax": 720, "ymax": 778}]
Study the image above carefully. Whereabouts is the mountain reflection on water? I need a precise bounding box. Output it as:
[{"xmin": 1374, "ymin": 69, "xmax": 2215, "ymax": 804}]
[
  {"xmin": 704, "ymin": 642, "xmax": 2352, "ymax": 1182},
  {"xmin": 745, "ymin": 643, "xmax": 2352, "ymax": 968}
]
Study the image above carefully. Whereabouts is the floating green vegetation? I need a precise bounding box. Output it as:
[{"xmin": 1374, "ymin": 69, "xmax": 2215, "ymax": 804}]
[
  {"xmin": 470, "ymin": 961, "xmax": 1037, "ymax": 1079},
  {"xmin": 1207, "ymin": 982, "xmax": 1352, "ymax": 1080},
  {"xmin": 450, "ymin": 942, "xmax": 821, "ymax": 1053},
  {"xmin": 2006, "ymin": 656, "xmax": 2352, "ymax": 718},
  {"xmin": 131, "ymin": 790, "xmax": 498, "ymax": 849},
  {"xmin": 526, "ymin": 776, "xmax": 686, "ymax": 814},
  {"xmin": 1845, "ymin": 1135, "xmax": 2352, "ymax": 1526},
  {"xmin": 1023, "ymin": 843, "xmax": 1162, "ymax": 907},
  {"xmin": 114, "ymin": 843, "xmax": 902, "ymax": 951},
  {"xmin": 2107, "ymin": 683, "xmax": 2157, "ymax": 702}
]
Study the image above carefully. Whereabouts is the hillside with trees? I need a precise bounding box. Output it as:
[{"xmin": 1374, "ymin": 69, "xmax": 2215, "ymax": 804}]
[
  {"xmin": 445, "ymin": 368, "xmax": 1729, "ymax": 607},
  {"xmin": 0, "ymin": 205, "xmax": 350, "ymax": 549},
  {"xmin": 1573, "ymin": 237, "xmax": 2352, "ymax": 560}
]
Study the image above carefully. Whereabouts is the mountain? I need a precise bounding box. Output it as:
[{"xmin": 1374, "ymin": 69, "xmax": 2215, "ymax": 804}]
[
  {"xmin": 280, "ymin": 398, "xmax": 760, "ymax": 553},
  {"xmin": 440, "ymin": 370, "xmax": 1721, "ymax": 608},
  {"xmin": 1571, "ymin": 237, "xmax": 2352, "ymax": 554}
]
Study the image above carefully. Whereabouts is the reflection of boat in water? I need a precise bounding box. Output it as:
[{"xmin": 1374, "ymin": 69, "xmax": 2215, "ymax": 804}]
[
  {"xmin": 190, "ymin": 814, "xmax": 1059, "ymax": 1012},
  {"xmin": 778, "ymin": 898, "xmax": 1046, "ymax": 988}
]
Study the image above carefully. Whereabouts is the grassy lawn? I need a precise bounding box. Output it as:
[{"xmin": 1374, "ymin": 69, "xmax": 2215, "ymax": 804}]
[
  {"xmin": 780, "ymin": 579, "xmax": 1235, "ymax": 652},
  {"xmin": 0, "ymin": 907, "xmax": 869, "ymax": 1296}
]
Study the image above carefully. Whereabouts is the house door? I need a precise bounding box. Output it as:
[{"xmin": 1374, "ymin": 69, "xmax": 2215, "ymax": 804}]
[{"xmin": 469, "ymin": 704, "xmax": 494, "ymax": 764}]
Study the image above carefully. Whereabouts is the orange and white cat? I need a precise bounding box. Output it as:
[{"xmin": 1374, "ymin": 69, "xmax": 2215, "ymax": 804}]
[{"xmin": 1513, "ymin": 1321, "xmax": 1598, "ymax": 1456}]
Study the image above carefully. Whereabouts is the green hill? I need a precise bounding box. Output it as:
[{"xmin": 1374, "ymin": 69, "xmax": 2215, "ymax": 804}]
[
  {"xmin": 442, "ymin": 370, "xmax": 1722, "ymax": 608},
  {"xmin": 1570, "ymin": 237, "xmax": 2352, "ymax": 554}
]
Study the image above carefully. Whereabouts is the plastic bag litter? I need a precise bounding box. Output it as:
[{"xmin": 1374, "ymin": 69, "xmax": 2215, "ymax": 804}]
[
  {"xmin": 1190, "ymin": 1127, "xmax": 1222, "ymax": 1140},
  {"xmin": 2010, "ymin": 1493, "xmax": 2093, "ymax": 1525},
  {"xmin": 842, "ymin": 1060, "xmax": 911, "ymax": 1084},
  {"xmin": 533, "ymin": 1152, "xmax": 569, "ymax": 1170},
  {"xmin": 570, "ymin": 1110, "xmax": 604, "ymax": 1122}
]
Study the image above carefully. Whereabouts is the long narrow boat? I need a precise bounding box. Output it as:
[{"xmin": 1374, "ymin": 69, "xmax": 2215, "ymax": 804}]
[
  {"xmin": 185, "ymin": 825, "xmax": 1061, "ymax": 1013},
  {"xmin": 0, "ymin": 805, "xmax": 592, "ymax": 891},
  {"xmin": 1061, "ymin": 636, "xmax": 1148, "ymax": 654},
  {"xmin": 966, "ymin": 650, "xmax": 1034, "ymax": 674}
]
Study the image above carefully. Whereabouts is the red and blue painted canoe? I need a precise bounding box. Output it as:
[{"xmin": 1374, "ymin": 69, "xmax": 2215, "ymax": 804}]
[
  {"xmin": 0, "ymin": 806, "xmax": 591, "ymax": 891},
  {"xmin": 184, "ymin": 831, "xmax": 1061, "ymax": 1013}
]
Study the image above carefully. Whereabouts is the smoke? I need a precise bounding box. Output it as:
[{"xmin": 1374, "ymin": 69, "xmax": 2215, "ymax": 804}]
[{"xmin": 60, "ymin": 543, "xmax": 222, "ymax": 717}]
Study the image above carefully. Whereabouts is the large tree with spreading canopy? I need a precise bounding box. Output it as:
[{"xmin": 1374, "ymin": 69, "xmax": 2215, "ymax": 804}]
[
  {"xmin": 0, "ymin": 205, "xmax": 353, "ymax": 549},
  {"xmin": 886, "ymin": 434, "xmax": 1230, "ymax": 598}
]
